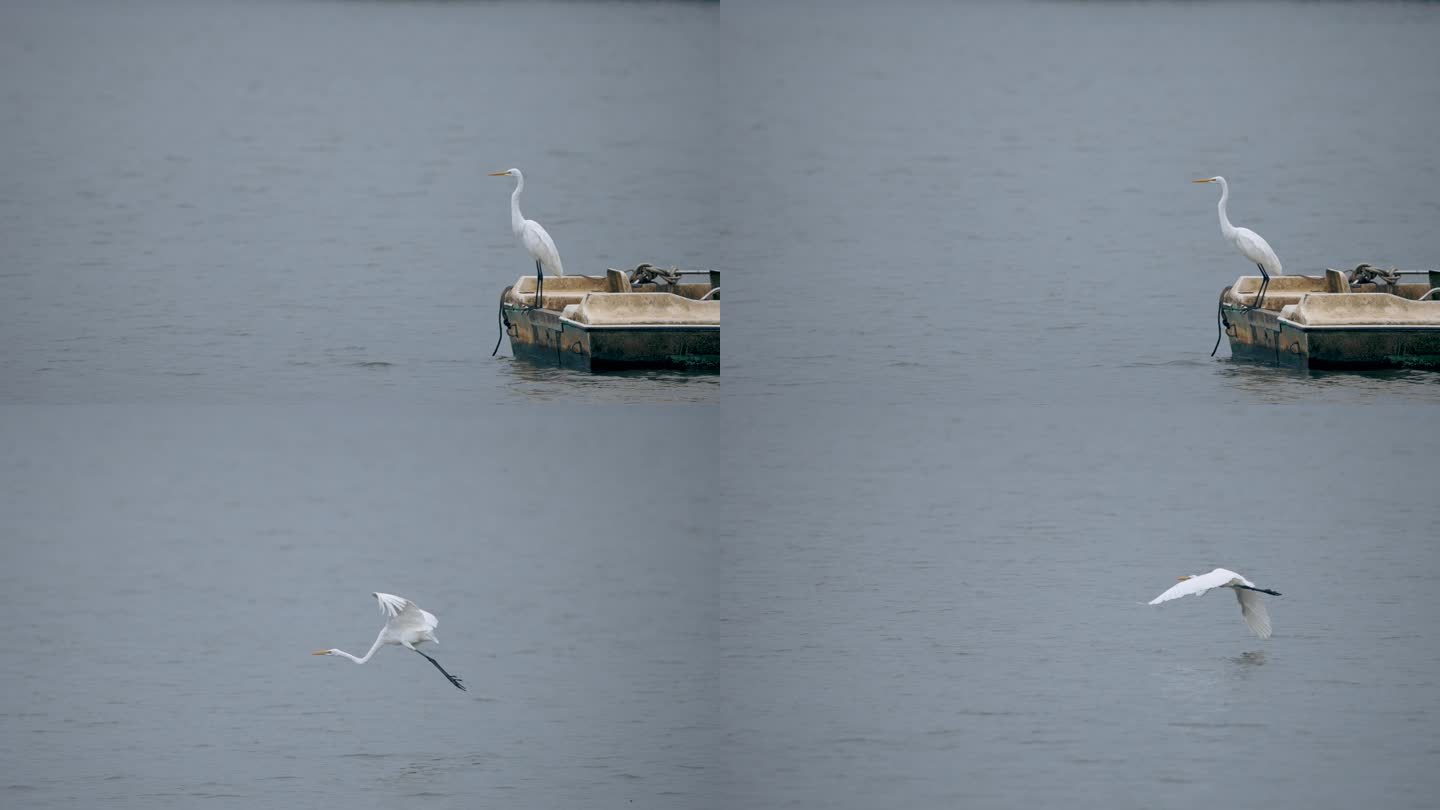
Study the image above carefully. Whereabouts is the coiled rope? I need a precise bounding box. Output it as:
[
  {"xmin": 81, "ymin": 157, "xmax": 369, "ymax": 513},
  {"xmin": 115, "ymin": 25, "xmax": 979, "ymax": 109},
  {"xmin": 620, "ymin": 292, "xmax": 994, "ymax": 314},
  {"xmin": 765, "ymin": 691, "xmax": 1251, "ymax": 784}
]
[{"xmin": 1344, "ymin": 263, "xmax": 1401, "ymax": 286}]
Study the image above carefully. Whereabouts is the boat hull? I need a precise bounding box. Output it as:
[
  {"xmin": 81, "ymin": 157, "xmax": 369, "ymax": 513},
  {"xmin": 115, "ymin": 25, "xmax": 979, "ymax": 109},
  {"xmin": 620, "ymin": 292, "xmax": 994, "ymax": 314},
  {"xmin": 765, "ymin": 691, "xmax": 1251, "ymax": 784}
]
[
  {"xmin": 1223, "ymin": 302, "xmax": 1440, "ymax": 370},
  {"xmin": 503, "ymin": 303, "xmax": 720, "ymax": 371}
]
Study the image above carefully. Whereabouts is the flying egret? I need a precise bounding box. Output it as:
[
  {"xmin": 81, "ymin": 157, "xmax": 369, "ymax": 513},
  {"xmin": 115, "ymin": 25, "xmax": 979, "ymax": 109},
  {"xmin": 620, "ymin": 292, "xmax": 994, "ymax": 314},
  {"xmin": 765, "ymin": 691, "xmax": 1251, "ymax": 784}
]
[
  {"xmin": 1193, "ymin": 176, "xmax": 1283, "ymax": 310},
  {"xmin": 1149, "ymin": 568, "xmax": 1282, "ymax": 639},
  {"xmin": 313, "ymin": 592, "xmax": 466, "ymax": 691},
  {"xmin": 489, "ymin": 167, "xmax": 564, "ymax": 310}
]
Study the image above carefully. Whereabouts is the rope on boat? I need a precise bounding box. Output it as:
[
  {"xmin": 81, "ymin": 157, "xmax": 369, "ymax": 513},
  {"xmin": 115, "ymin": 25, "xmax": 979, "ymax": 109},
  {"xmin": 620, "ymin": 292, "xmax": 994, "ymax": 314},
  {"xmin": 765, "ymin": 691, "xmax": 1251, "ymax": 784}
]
[
  {"xmin": 1212, "ymin": 286, "xmax": 1231, "ymax": 358},
  {"xmin": 621, "ymin": 263, "xmax": 683, "ymax": 287},
  {"xmin": 1343, "ymin": 263, "xmax": 1401, "ymax": 286},
  {"xmin": 492, "ymin": 285, "xmax": 513, "ymax": 357}
]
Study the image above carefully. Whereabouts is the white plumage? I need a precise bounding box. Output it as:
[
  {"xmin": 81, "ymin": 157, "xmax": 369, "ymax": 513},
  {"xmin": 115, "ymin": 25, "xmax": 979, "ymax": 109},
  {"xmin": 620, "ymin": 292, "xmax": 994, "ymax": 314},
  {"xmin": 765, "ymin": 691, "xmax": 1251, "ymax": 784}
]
[
  {"xmin": 1149, "ymin": 568, "xmax": 1281, "ymax": 639},
  {"xmin": 313, "ymin": 592, "xmax": 466, "ymax": 690},
  {"xmin": 1193, "ymin": 175, "xmax": 1282, "ymax": 307},
  {"xmin": 374, "ymin": 591, "xmax": 440, "ymax": 631},
  {"xmin": 489, "ymin": 167, "xmax": 564, "ymax": 309}
]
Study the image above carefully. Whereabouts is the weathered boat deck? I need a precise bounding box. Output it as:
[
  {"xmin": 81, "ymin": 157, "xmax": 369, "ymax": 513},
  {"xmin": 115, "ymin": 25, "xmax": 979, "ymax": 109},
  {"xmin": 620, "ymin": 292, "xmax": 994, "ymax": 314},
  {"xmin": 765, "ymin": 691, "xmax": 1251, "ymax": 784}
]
[
  {"xmin": 497, "ymin": 268, "xmax": 719, "ymax": 371},
  {"xmin": 1220, "ymin": 268, "xmax": 1440, "ymax": 369}
]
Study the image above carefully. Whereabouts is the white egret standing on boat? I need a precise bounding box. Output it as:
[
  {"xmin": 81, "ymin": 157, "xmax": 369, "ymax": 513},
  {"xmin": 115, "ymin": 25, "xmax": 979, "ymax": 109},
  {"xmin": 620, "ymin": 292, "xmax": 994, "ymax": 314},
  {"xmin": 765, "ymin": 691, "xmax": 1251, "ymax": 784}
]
[
  {"xmin": 1148, "ymin": 568, "xmax": 1282, "ymax": 639},
  {"xmin": 489, "ymin": 168, "xmax": 564, "ymax": 310},
  {"xmin": 313, "ymin": 592, "xmax": 466, "ymax": 691},
  {"xmin": 1193, "ymin": 176, "xmax": 1283, "ymax": 309}
]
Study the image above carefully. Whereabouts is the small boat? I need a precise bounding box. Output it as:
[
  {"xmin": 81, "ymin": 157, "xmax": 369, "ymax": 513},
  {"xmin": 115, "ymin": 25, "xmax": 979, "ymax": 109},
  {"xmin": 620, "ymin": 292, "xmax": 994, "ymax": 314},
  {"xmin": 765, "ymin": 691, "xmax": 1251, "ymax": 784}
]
[
  {"xmin": 495, "ymin": 267, "xmax": 719, "ymax": 371},
  {"xmin": 1218, "ymin": 266, "xmax": 1440, "ymax": 369}
]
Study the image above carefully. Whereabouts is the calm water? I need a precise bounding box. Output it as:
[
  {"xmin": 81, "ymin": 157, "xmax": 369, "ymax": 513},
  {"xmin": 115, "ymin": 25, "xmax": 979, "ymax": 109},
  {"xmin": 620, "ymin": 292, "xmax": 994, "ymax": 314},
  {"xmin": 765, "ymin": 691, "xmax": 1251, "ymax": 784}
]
[
  {"xmin": 0, "ymin": 0, "xmax": 720, "ymax": 404},
  {"xmin": 717, "ymin": 2, "xmax": 1440, "ymax": 809},
  {"xmin": 0, "ymin": 405, "xmax": 719, "ymax": 808},
  {"xmin": 4, "ymin": 1, "xmax": 1440, "ymax": 809},
  {"xmin": 720, "ymin": 0, "xmax": 1440, "ymax": 411}
]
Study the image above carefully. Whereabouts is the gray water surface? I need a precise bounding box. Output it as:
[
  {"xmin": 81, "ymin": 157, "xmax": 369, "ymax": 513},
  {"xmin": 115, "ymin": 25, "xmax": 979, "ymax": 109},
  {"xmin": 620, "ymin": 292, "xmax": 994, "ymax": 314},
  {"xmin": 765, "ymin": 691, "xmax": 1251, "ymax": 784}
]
[
  {"xmin": 0, "ymin": 405, "xmax": 719, "ymax": 809},
  {"xmin": 716, "ymin": 2, "xmax": 1440, "ymax": 808},
  {"xmin": 4, "ymin": 1, "xmax": 1440, "ymax": 809},
  {"xmin": 721, "ymin": 0, "xmax": 1440, "ymax": 410},
  {"xmin": 1, "ymin": 0, "xmax": 720, "ymax": 404}
]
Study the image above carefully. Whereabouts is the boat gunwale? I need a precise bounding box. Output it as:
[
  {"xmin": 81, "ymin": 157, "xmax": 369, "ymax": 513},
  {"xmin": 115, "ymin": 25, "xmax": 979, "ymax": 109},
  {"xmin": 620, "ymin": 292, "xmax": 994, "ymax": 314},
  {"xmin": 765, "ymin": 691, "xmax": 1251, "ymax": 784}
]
[
  {"xmin": 1274, "ymin": 317, "xmax": 1440, "ymax": 333},
  {"xmin": 501, "ymin": 303, "xmax": 719, "ymax": 333},
  {"xmin": 1219, "ymin": 302, "xmax": 1440, "ymax": 333},
  {"xmin": 557, "ymin": 317, "xmax": 720, "ymax": 333}
]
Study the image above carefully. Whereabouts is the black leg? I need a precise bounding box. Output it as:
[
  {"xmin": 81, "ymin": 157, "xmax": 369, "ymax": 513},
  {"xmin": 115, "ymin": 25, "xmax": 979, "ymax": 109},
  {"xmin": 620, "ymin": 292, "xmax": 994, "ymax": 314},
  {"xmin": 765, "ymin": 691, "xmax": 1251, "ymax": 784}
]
[
  {"xmin": 534, "ymin": 259, "xmax": 544, "ymax": 310},
  {"xmin": 414, "ymin": 649, "xmax": 466, "ymax": 691},
  {"xmin": 1236, "ymin": 583, "xmax": 1282, "ymax": 597},
  {"xmin": 1254, "ymin": 263, "xmax": 1270, "ymax": 310}
]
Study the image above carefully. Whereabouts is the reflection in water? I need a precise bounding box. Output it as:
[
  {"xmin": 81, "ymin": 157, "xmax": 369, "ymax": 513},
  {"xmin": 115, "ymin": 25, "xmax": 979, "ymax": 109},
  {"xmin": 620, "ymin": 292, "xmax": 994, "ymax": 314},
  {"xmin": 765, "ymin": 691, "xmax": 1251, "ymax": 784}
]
[
  {"xmin": 1217, "ymin": 362, "xmax": 1440, "ymax": 404},
  {"xmin": 1227, "ymin": 650, "xmax": 1267, "ymax": 684},
  {"xmin": 1231, "ymin": 650, "xmax": 1267, "ymax": 667},
  {"xmin": 1159, "ymin": 650, "xmax": 1269, "ymax": 699},
  {"xmin": 495, "ymin": 356, "xmax": 719, "ymax": 404}
]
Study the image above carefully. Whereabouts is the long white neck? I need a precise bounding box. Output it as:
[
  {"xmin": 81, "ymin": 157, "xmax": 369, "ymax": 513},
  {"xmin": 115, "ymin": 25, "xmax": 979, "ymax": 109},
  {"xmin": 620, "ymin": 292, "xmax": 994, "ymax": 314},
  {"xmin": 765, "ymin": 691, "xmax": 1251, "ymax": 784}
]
[
  {"xmin": 1214, "ymin": 176, "xmax": 1237, "ymax": 239},
  {"xmin": 509, "ymin": 171, "xmax": 526, "ymax": 239},
  {"xmin": 334, "ymin": 631, "xmax": 385, "ymax": 664}
]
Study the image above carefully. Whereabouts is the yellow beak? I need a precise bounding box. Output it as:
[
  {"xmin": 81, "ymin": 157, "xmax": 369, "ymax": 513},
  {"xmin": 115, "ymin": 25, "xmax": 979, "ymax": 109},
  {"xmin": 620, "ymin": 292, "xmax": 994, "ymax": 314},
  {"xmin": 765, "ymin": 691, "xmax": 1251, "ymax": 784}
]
[
  {"xmin": 311, "ymin": 650, "xmax": 329, "ymax": 655},
  {"xmin": 1177, "ymin": 575, "xmax": 1193, "ymax": 581},
  {"xmin": 1191, "ymin": 178, "xmax": 1215, "ymax": 183},
  {"xmin": 487, "ymin": 171, "xmax": 509, "ymax": 177}
]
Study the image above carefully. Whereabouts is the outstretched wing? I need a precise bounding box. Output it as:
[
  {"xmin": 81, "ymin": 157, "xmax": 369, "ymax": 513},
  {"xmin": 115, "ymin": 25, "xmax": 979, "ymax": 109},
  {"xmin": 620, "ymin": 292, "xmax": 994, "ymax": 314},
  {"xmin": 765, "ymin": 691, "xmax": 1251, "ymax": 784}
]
[
  {"xmin": 373, "ymin": 592, "xmax": 414, "ymax": 618},
  {"xmin": 372, "ymin": 592, "xmax": 438, "ymax": 633},
  {"xmin": 1148, "ymin": 569, "xmax": 1240, "ymax": 605},
  {"xmin": 1235, "ymin": 588, "xmax": 1273, "ymax": 639}
]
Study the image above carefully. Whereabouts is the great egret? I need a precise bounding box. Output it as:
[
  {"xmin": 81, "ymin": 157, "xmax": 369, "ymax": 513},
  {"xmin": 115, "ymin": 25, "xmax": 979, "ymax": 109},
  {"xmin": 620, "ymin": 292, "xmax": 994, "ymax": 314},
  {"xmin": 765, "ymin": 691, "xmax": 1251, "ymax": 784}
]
[
  {"xmin": 1149, "ymin": 568, "xmax": 1282, "ymax": 639},
  {"xmin": 489, "ymin": 168, "xmax": 564, "ymax": 310},
  {"xmin": 1193, "ymin": 176, "xmax": 1283, "ymax": 310},
  {"xmin": 313, "ymin": 592, "xmax": 466, "ymax": 691}
]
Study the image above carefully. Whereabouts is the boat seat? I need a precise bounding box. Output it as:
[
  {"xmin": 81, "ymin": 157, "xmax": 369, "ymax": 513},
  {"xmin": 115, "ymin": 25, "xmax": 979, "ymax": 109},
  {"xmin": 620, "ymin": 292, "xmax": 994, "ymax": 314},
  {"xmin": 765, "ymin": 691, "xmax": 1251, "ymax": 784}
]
[
  {"xmin": 1228, "ymin": 271, "xmax": 1347, "ymax": 311},
  {"xmin": 510, "ymin": 290, "xmax": 591, "ymax": 309},
  {"xmin": 1231, "ymin": 291, "xmax": 1310, "ymax": 310},
  {"xmin": 508, "ymin": 269, "xmax": 630, "ymax": 310},
  {"xmin": 565, "ymin": 292, "xmax": 720, "ymax": 326},
  {"xmin": 1285, "ymin": 293, "xmax": 1440, "ymax": 326}
]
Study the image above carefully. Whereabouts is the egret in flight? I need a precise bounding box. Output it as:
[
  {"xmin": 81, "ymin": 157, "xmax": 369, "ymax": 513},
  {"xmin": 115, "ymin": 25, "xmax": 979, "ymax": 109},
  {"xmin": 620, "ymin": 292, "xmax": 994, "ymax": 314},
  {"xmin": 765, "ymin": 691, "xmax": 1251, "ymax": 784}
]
[
  {"xmin": 489, "ymin": 167, "xmax": 564, "ymax": 310},
  {"xmin": 1149, "ymin": 568, "xmax": 1282, "ymax": 639},
  {"xmin": 1193, "ymin": 176, "xmax": 1283, "ymax": 310},
  {"xmin": 313, "ymin": 592, "xmax": 466, "ymax": 691}
]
